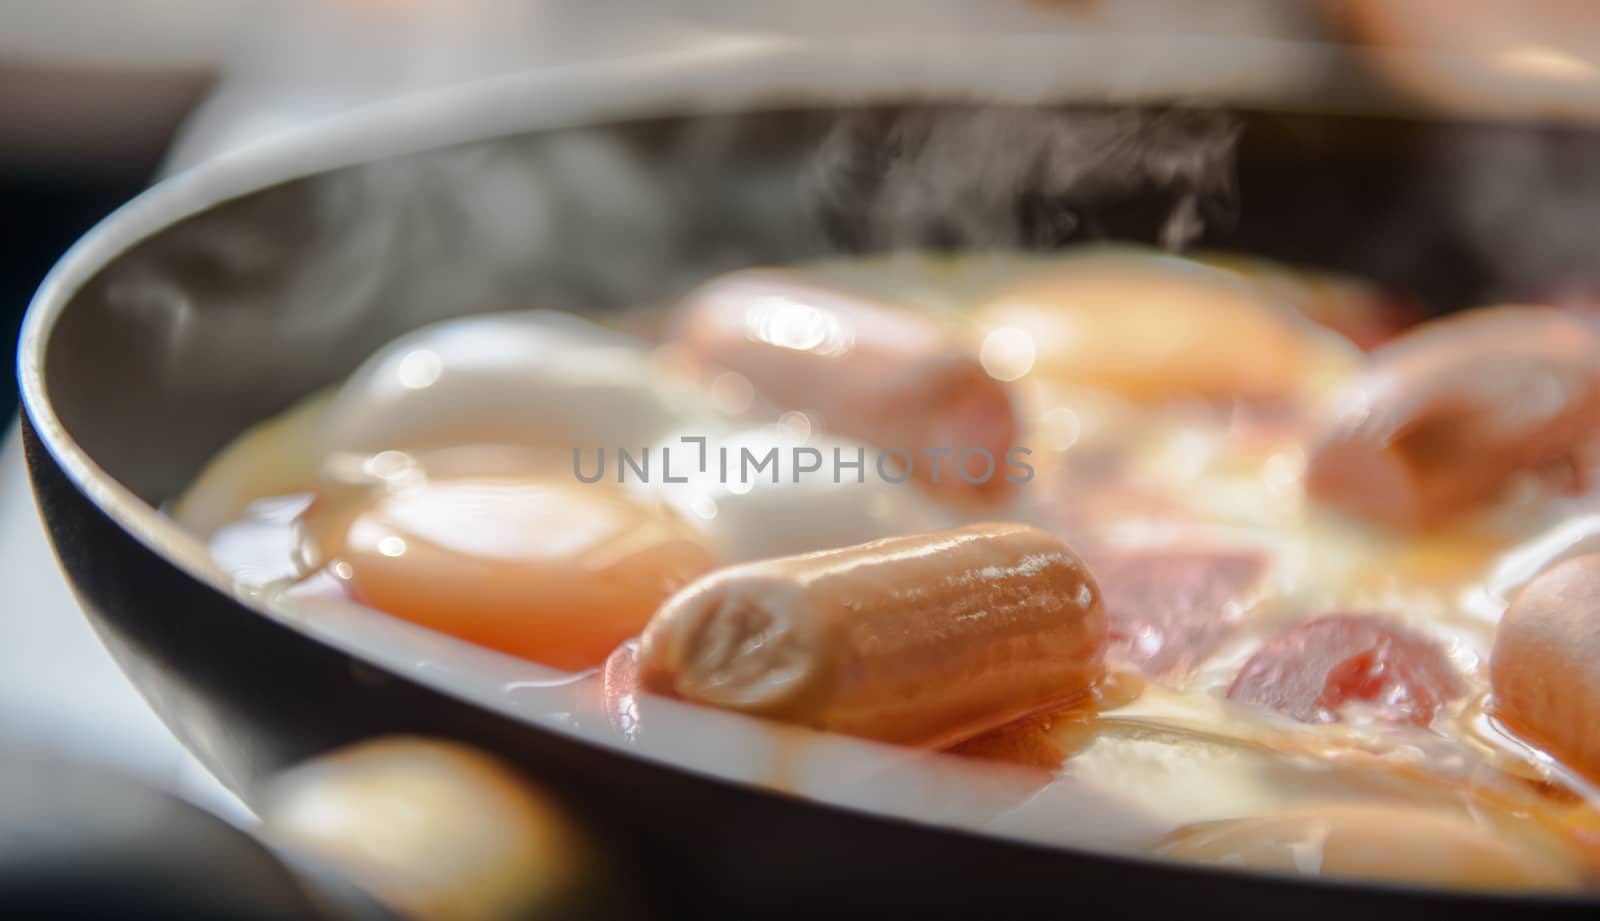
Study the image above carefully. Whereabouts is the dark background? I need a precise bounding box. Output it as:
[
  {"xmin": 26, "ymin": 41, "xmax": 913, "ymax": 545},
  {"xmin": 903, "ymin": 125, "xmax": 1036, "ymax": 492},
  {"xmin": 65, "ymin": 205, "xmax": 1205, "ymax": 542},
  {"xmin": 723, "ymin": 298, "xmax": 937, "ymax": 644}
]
[
  {"xmin": 1, "ymin": 172, "xmax": 147, "ymax": 417},
  {"xmin": 1, "ymin": 59, "xmax": 209, "ymax": 419}
]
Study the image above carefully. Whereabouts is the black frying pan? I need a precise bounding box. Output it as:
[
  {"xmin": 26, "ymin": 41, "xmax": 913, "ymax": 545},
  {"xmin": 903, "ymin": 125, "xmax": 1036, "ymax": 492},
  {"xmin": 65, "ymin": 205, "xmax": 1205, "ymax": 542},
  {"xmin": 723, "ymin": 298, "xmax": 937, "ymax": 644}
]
[{"xmin": 19, "ymin": 43, "xmax": 1600, "ymax": 920}]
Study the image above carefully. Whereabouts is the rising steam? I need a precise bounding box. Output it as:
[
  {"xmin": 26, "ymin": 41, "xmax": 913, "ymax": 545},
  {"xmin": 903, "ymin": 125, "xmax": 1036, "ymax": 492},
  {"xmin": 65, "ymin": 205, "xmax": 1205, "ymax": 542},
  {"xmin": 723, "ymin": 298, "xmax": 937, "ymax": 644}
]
[
  {"xmin": 811, "ymin": 106, "xmax": 1240, "ymax": 251},
  {"xmin": 109, "ymin": 102, "xmax": 1242, "ymax": 399}
]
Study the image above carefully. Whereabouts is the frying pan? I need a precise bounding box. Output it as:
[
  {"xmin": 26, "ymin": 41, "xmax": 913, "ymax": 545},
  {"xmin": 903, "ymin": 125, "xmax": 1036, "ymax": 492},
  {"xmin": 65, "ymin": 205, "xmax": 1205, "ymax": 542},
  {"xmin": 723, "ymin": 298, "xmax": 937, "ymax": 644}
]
[{"xmin": 18, "ymin": 37, "xmax": 1600, "ymax": 919}]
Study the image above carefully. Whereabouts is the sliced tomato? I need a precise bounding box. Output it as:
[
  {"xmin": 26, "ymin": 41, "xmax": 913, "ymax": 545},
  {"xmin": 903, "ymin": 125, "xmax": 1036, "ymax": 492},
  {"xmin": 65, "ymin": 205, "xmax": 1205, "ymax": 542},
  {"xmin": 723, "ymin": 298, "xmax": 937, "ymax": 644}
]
[{"xmin": 1227, "ymin": 614, "xmax": 1465, "ymax": 726}]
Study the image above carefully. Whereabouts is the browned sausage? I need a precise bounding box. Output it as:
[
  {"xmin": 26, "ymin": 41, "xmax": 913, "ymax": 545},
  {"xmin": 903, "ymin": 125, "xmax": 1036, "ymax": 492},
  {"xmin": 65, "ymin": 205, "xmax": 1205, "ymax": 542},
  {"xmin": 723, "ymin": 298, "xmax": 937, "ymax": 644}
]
[
  {"xmin": 1491, "ymin": 552, "xmax": 1600, "ymax": 783},
  {"xmin": 636, "ymin": 522, "xmax": 1106, "ymax": 748},
  {"xmin": 668, "ymin": 269, "xmax": 1021, "ymax": 505},
  {"xmin": 1306, "ymin": 305, "xmax": 1600, "ymax": 530}
]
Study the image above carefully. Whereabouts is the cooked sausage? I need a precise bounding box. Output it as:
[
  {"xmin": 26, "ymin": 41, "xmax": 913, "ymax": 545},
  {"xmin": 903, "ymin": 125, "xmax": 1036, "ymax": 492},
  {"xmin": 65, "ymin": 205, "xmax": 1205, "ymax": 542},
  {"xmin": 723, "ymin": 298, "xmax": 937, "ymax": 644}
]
[
  {"xmin": 668, "ymin": 269, "xmax": 1020, "ymax": 505},
  {"xmin": 636, "ymin": 522, "xmax": 1106, "ymax": 748},
  {"xmin": 1491, "ymin": 552, "xmax": 1600, "ymax": 783},
  {"xmin": 1307, "ymin": 305, "xmax": 1600, "ymax": 530}
]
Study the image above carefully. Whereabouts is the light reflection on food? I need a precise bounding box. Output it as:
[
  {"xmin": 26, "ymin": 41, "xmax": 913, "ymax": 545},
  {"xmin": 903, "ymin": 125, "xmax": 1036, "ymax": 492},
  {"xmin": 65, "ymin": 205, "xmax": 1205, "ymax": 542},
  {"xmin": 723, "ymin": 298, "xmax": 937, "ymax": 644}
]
[
  {"xmin": 629, "ymin": 425, "xmax": 952, "ymax": 564},
  {"xmin": 177, "ymin": 245, "xmax": 1600, "ymax": 890},
  {"xmin": 636, "ymin": 522, "xmax": 1105, "ymax": 748},
  {"xmin": 321, "ymin": 310, "xmax": 726, "ymax": 468},
  {"xmin": 295, "ymin": 474, "xmax": 717, "ymax": 671},
  {"xmin": 670, "ymin": 268, "xmax": 1022, "ymax": 506}
]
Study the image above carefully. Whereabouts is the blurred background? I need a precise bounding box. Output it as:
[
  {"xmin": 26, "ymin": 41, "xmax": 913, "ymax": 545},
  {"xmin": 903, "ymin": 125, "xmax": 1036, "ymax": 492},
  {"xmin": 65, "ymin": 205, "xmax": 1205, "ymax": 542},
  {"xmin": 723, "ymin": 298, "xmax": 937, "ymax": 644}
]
[{"xmin": 3, "ymin": 1, "xmax": 1600, "ymax": 917}]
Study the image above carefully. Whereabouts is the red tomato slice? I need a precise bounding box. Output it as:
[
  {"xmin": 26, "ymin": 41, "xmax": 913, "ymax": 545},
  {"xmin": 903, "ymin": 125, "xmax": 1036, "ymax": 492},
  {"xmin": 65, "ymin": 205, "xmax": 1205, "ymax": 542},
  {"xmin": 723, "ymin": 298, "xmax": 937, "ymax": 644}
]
[{"xmin": 1227, "ymin": 614, "xmax": 1465, "ymax": 726}]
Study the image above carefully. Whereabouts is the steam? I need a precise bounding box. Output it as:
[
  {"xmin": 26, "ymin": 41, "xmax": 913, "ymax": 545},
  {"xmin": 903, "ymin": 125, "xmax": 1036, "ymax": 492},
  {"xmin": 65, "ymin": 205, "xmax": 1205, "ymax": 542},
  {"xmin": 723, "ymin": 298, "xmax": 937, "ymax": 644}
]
[
  {"xmin": 114, "ymin": 102, "xmax": 1241, "ymax": 402},
  {"xmin": 106, "ymin": 129, "xmax": 693, "ymax": 384},
  {"xmin": 1438, "ymin": 125, "xmax": 1600, "ymax": 305},
  {"xmin": 811, "ymin": 106, "xmax": 1240, "ymax": 251}
]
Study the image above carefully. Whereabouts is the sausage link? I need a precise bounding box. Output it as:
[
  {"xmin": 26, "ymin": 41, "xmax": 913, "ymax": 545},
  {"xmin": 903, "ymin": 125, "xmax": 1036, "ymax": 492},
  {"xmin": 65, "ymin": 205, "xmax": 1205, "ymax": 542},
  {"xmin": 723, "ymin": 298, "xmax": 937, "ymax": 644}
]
[
  {"xmin": 669, "ymin": 270, "xmax": 1020, "ymax": 505},
  {"xmin": 637, "ymin": 522, "xmax": 1106, "ymax": 748},
  {"xmin": 1491, "ymin": 552, "xmax": 1600, "ymax": 783},
  {"xmin": 1307, "ymin": 305, "xmax": 1600, "ymax": 529}
]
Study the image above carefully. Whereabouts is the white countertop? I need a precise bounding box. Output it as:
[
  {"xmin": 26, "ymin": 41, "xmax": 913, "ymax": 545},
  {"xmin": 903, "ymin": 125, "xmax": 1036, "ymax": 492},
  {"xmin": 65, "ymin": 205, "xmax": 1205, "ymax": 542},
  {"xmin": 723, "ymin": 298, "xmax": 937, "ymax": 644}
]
[{"xmin": 0, "ymin": 420, "xmax": 249, "ymax": 824}]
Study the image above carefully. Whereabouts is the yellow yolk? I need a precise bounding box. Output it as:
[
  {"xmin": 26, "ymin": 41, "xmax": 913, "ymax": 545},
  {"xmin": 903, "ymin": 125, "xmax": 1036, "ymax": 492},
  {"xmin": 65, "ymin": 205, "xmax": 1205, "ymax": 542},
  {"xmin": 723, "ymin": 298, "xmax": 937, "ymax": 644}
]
[
  {"xmin": 297, "ymin": 477, "xmax": 717, "ymax": 671},
  {"xmin": 974, "ymin": 251, "xmax": 1345, "ymax": 404}
]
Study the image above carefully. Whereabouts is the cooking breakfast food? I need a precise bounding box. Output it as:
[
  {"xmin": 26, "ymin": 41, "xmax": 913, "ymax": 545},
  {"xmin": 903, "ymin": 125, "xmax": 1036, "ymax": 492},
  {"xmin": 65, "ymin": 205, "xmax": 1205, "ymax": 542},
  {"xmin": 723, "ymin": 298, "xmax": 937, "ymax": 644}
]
[
  {"xmin": 1156, "ymin": 802, "xmax": 1584, "ymax": 890},
  {"xmin": 630, "ymin": 425, "xmax": 952, "ymax": 563},
  {"xmin": 1491, "ymin": 553, "xmax": 1600, "ymax": 783},
  {"xmin": 177, "ymin": 246, "xmax": 1600, "ymax": 891},
  {"xmin": 669, "ymin": 268, "xmax": 1021, "ymax": 505},
  {"xmin": 295, "ymin": 473, "xmax": 717, "ymax": 671},
  {"xmin": 1306, "ymin": 305, "xmax": 1600, "ymax": 531},
  {"xmin": 971, "ymin": 249, "xmax": 1319, "ymax": 404},
  {"xmin": 636, "ymin": 522, "xmax": 1105, "ymax": 748}
]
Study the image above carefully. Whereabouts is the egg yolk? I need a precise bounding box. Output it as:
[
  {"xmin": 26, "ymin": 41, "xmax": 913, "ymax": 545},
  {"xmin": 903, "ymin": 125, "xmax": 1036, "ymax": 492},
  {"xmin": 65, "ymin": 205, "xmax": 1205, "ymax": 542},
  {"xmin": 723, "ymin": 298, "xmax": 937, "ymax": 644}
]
[
  {"xmin": 297, "ymin": 476, "xmax": 717, "ymax": 671},
  {"xmin": 976, "ymin": 259, "xmax": 1319, "ymax": 403}
]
